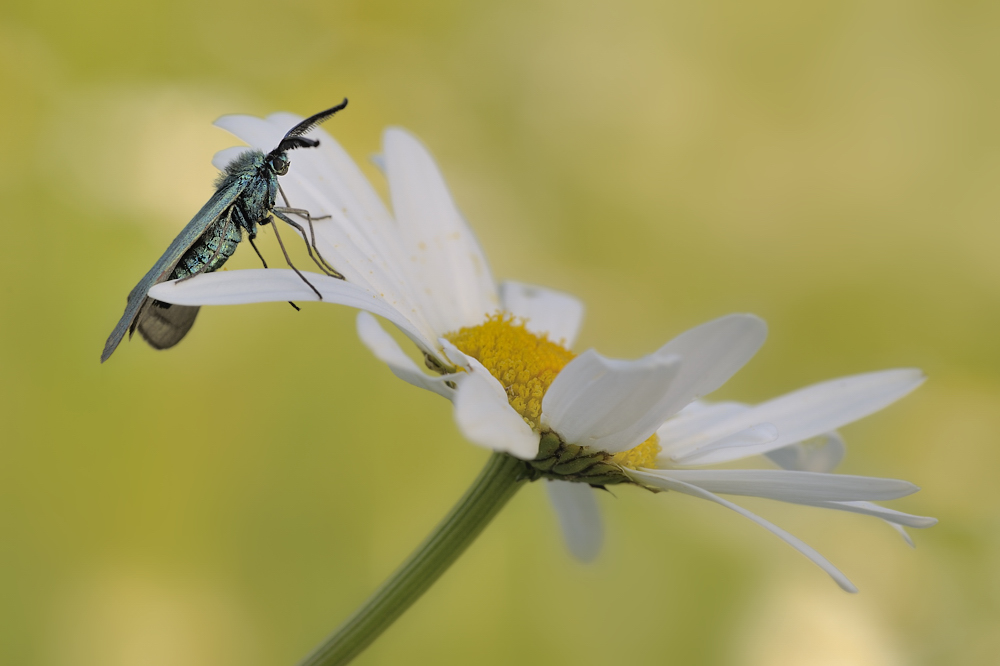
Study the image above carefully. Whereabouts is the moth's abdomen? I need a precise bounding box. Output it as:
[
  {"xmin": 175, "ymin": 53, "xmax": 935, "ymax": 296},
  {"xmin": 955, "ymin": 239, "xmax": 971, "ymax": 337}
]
[{"xmin": 172, "ymin": 212, "xmax": 243, "ymax": 279}]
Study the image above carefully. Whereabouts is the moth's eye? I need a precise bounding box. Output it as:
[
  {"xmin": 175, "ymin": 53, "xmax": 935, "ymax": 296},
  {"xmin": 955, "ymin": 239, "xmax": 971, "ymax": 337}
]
[{"xmin": 269, "ymin": 154, "xmax": 290, "ymax": 175}]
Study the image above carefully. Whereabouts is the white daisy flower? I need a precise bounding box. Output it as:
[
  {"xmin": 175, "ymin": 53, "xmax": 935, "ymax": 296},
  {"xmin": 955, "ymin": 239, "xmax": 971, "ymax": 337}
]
[{"xmin": 148, "ymin": 112, "xmax": 935, "ymax": 592}]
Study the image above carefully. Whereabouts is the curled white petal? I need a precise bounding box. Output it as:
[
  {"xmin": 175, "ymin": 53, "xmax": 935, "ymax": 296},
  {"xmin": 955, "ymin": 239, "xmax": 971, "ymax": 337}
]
[
  {"xmin": 792, "ymin": 500, "xmax": 937, "ymax": 529},
  {"xmin": 499, "ymin": 281, "xmax": 585, "ymax": 348},
  {"xmin": 450, "ymin": 353, "xmax": 539, "ymax": 460},
  {"xmin": 546, "ymin": 480, "xmax": 603, "ymax": 563},
  {"xmin": 148, "ymin": 269, "xmax": 436, "ymax": 356},
  {"xmin": 789, "ymin": 499, "xmax": 936, "ymax": 547},
  {"xmin": 671, "ymin": 369, "xmax": 926, "ymax": 465},
  {"xmin": 885, "ymin": 522, "xmax": 915, "ymax": 547},
  {"xmin": 640, "ymin": 468, "xmax": 918, "ymax": 502},
  {"xmin": 356, "ymin": 312, "xmax": 455, "ymax": 400},
  {"xmin": 542, "ymin": 349, "xmax": 682, "ymax": 454},
  {"xmin": 438, "ymin": 338, "xmax": 474, "ymax": 371},
  {"xmin": 628, "ymin": 469, "xmax": 857, "ymax": 593}
]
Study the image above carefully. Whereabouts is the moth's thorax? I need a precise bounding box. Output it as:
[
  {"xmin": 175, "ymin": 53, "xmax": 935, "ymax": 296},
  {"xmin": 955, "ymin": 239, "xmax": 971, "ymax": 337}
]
[
  {"xmin": 215, "ymin": 149, "xmax": 281, "ymax": 233},
  {"xmin": 215, "ymin": 149, "xmax": 267, "ymax": 188},
  {"xmin": 238, "ymin": 171, "xmax": 278, "ymax": 228}
]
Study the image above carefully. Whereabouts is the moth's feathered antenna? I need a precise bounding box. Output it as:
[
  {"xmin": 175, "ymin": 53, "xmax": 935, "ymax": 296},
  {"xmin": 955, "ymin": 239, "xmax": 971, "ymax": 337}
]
[{"xmin": 274, "ymin": 98, "xmax": 349, "ymax": 153}]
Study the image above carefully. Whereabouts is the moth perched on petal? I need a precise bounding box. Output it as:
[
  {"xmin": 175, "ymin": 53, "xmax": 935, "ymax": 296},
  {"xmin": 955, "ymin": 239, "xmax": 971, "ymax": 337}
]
[{"xmin": 101, "ymin": 100, "xmax": 349, "ymax": 362}]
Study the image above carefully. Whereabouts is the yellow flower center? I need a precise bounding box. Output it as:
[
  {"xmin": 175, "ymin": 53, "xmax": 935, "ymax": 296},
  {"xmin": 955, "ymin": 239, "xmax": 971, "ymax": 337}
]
[{"xmin": 444, "ymin": 314, "xmax": 659, "ymax": 470}]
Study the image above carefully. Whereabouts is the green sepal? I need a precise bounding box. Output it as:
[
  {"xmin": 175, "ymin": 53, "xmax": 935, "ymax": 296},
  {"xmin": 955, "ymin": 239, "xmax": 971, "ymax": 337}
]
[
  {"xmin": 531, "ymin": 456, "xmax": 558, "ymax": 472},
  {"xmin": 536, "ymin": 433, "xmax": 562, "ymax": 459},
  {"xmin": 581, "ymin": 474, "xmax": 631, "ymax": 487},
  {"xmin": 551, "ymin": 454, "xmax": 605, "ymax": 475},
  {"xmin": 527, "ymin": 430, "xmax": 635, "ymax": 486},
  {"xmin": 578, "ymin": 462, "xmax": 621, "ymax": 478},
  {"xmin": 556, "ymin": 443, "xmax": 583, "ymax": 463}
]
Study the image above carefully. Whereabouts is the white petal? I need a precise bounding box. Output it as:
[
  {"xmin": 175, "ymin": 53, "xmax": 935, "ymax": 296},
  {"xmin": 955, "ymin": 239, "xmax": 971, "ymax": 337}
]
[
  {"xmin": 546, "ymin": 481, "xmax": 603, "ymax": 563},
  {"xmin": 765, "ymin": 432, "xmax": 847, "ymax": 473},
  {"xmin": 642, "ymin": 468, "xmax": 918, "ymax": 502},
  {"xmin": 147, "ymin": 269, "xmax": 436, "ymax": 355},
  {"xmin": 498, "ymin": 281, "xmax": 585, "ymax": 348},
  {"xmin": 651, "ymin": 314, "xmax": 768, "ymax": 419},
  {"xmin": 384, "ymin": 127, "xmax": 499, "ymax": 333},
  {"xmin": 356, "ymin": 312, "xmax": 455, "ymax": 400},
  {"xmin": 438, "ymin": 338, "xmax": 474, "ymax": 371},
  {"xmin": 628, "ymin": 469, "xmax": 857, "ymax": 593},
  {"xmin": 793, "ymin": 500, "xmax": 938, "ymax": 529},
  {"xmin": 657, "ymin": 401, "xmax": 750, "ymax": 455},
  {"xmin": 541, "ymin": 349, "xmax": 682, "ymax": 454},
  {"xmin": 214, "ymin": 113, "xmax": 285, "ymax": 151},
  {"xmin": 265, "ymin": 112, "xmax": 404, "ymax": 257},
  {"xmin": 673, "ymin": 423, "xmax": 779, "ymax": 459},
  {"xmin": 672, "ymin": 369, "xmax": 926, "ymax": 465},
  {"xmin": 212, "ymin": 146, "xmax": 253, "ymax": 171},
  {"xmin": 884, "ymin": 522, "xmax": 915, "ymax": 547},
  {"xmin": 451, "ymin": 355, "xmax": 539, "ymax": 459}
]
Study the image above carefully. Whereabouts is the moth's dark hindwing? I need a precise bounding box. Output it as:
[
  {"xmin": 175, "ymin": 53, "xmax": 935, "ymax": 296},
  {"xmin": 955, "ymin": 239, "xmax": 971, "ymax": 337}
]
[
  {"xmin": 133, "ymin": 203, "xmax": 247, "ymax": 351},
  {"xmin": 137, "ymin": 302, "xmax": 200, "ymax": 350}
]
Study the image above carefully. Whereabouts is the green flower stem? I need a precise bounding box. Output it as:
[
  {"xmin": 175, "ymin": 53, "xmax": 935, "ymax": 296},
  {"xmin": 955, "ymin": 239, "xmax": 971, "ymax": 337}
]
[{"xmin": 297, "ymin": 451, "xmax": 527, "ymax": 666}]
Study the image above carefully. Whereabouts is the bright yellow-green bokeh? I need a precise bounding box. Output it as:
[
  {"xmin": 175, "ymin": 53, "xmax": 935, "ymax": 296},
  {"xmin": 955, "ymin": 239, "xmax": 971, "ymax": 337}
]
[{"xmin": 1, "ymin": 1, "xmax": 996, "ymax": 664}]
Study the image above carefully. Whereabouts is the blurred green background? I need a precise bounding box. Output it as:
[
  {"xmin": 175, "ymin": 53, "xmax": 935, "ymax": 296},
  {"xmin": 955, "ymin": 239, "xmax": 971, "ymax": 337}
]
[{"xmin": 1, "ymin": 1, "xmax": 996, "ymax": 664}]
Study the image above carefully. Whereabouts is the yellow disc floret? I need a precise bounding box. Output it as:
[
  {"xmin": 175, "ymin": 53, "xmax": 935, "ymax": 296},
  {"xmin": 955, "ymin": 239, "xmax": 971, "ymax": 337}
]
[
  {"xmin": 445, "ymin": 313, "xmax": 660, "ymax": 471},
  {"xmin": 610, "ymin": 434, "xmax": 661, "ymax": 470},
  {"xmin": 445, "ymin": 314, "xmax": 574, "ymax": 429}
]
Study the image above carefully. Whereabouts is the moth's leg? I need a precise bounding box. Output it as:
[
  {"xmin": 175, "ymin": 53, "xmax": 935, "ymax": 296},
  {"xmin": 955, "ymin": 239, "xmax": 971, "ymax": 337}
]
[
  {"xmin": 273, "ymin": 209, "xmax": 344, "ymax": 279},
  {"xmin": 236, "ymin": 205, "xmax": 298, "ymax": 310},
  {"xmin": 177, "ymin": 208, "xmax": 235, "ymax": 282},
  {"xmin": 247, "ymin": 228, "xmax": 299, "ymax": 310},
  {"xmin": 276, "ymin": 183, "xmax": 332, "ymax": 221},
  {"xmin": 274, "ymin": 183, "xmax": 339, "ymax": 277},
  {"xmin": 247, "ymin": 236, "xmax": 269, "ymax": 269},
  {"xmin": 273, "ymin": 204, "xmax": 341, "ymax": 278},
  {"xmin": 266, "ymin": 213, "xmax": 325, "ymax": 300},
  {"xmin": 230, "ymin": 205, "xmax": 268, "ymax": 269}
]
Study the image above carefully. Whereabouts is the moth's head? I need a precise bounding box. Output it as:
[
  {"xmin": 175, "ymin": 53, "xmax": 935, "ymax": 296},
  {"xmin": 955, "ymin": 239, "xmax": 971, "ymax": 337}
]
[
  {"xmin": 264, "ymin": 99, "xmax": 347, "ymax": 178},
  {"xmin": 267, "ymin": 151, "xmax": 291, "ymax": 176},
  {"xmin": 266, "ymin": 135, "xmax": 321, "ymax": 176}
]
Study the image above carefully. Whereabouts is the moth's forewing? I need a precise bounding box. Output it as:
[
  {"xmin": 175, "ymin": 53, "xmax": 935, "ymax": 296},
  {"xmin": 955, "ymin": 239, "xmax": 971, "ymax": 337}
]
[
  {"xmin": 101, "ymin": 179, "xmax": 247, "ymax": 362},
  {"xmin": 137, "ymin": 301, "xmax": 200, "ymax": 350}
]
